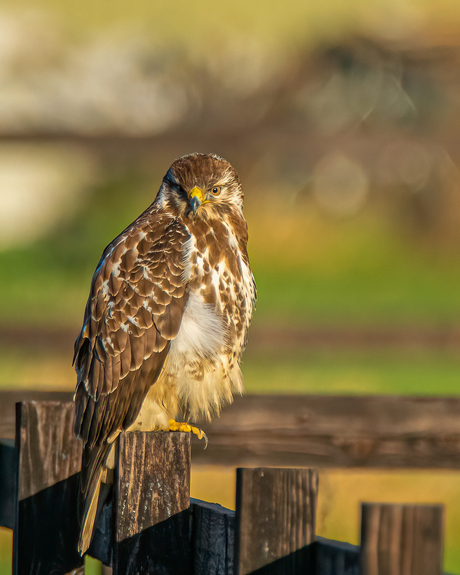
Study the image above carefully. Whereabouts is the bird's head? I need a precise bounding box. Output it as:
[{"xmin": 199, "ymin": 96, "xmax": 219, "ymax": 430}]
[{"xmin": 156, "ymin": 153, "xmax": 244, "ymax": 220}]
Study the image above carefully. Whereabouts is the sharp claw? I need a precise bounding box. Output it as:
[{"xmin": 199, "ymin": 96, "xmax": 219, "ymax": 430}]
[{"xmin": 191, "ymin": 426, "xmax": 208, "ymax": 449}]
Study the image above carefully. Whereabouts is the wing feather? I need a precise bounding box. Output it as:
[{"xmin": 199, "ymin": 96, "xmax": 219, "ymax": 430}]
[{"xmin": 73, "ymin": 211, "xmax": 190, "ymax": 448}]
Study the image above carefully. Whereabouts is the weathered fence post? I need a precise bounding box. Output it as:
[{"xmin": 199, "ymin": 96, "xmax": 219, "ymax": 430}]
[
  {"xmin": 360, "ymin": 503, "xmax": 444, "ymax": 575},
  {"xmin": 0, "ymin": 438, "xmax": 15, "ymax": 530},
  {"xmin": 313, "ymin": 537, "xmax": 360, "ymax": 575},
  {"xmin": 235, "ymin": 467, "xmax": 318, "ymax": 574},
  {"xmin": 13, "ymin": 401, "xmax": 84, "ymax": 575},
  {"xmin": 190, "ymin": 499, "xmax": 235, "ymax": 575},
  {"xmin": 112, "ymin": 430, "xmax": 191, "ymax": 575}
]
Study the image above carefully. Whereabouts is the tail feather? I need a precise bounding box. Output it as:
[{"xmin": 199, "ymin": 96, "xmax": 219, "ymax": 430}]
[
  {"xmin": 78, "ymin": 466, "xmax": 103, "ymax": 555},
  {"xmin": 78, "ymin": 441, "xmax": 114, "ymax": 555}
]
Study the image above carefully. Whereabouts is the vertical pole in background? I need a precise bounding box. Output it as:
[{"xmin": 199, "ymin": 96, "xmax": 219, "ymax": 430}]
[
  {"xmin": 235, "ymin": 467, "xmax": 318, "ymax": 574},
  {"xmin": 360, "ymin": 503, "xmax": 444, "ymax": 575},
  {"xmin": 13, "ymin": 401, "xmax": 84, "ymax": 575},
  {"xmin": 113, "ymin": 431, "xmax": 191, "ymax": 575}
]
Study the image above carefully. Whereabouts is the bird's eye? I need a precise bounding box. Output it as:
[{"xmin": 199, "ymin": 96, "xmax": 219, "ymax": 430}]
[{"xmin": 211, "ymin": 186, "xmax": 221, "ymax": 196}]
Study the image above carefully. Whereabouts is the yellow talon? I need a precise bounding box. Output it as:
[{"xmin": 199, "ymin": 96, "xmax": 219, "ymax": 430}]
[{"xmin": 168, "ymin": 419, "xmax": 208, "ymax": 448}]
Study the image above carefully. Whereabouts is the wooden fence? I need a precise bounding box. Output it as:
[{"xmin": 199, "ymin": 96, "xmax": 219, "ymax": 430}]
[
  {"xmin": 4, "ymin": 391, "xmax": 460, "ymax": 468},
  {"xmin": 0, "ymin": 391, "xmax": 457, "ymax": 574}
]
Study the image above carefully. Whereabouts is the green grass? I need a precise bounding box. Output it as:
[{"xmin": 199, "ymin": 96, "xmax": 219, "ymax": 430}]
[
  {"xmin": 0, "ymin": 530, "xmax": 10, "ymax": 575},
  {"xmin": 3, "ymin": 344, "xmax": 460, "ymax": 399},
  {"xmin": 4, "ymin": 344, "xmax": 460, "ymax": 398},
  {"xmin": 0, "ymin": 170, "xmax": 156, "ymax": 327},
  {"xmin": 247, "ymin": 203, "xmax": 460, "ymax": 328},
  {"xmin": 254, "ymin": 261, "xmax": 460, "ymax": 327},
  {"xmin": 3, "ymin": 179, "xmax": 460, "ymax": 329},
  {"xmin": 243, "ymin": 349, "xmax": 460, "ymax": 396}
]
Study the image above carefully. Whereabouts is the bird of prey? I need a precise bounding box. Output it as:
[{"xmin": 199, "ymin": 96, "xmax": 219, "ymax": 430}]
[{"xmin": 73, "ymin": 153, "xmax": 256, "ymax": 554}]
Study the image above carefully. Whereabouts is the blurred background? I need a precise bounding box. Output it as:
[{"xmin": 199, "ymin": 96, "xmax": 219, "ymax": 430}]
[{"xmin": 2, "ymin": 0, "xmax": 460, "ymax": 572}]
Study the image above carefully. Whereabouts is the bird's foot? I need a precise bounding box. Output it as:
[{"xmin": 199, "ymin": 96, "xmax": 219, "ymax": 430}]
[{"xmin": 168, "ymin": 419, "xmax": 208, "ymax": 448}]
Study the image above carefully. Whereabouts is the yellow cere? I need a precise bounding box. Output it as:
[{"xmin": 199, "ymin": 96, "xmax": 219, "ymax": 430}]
[{"xmin": 189, "ymin": 186, "xmax": 207, "ymax": 203}]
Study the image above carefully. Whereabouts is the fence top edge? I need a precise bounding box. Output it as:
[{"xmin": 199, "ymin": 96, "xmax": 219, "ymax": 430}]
[
  {"xmin": 190, "ymin": 498, "xmax": 235, "ymax": 515},
  {"xmin": 0, "ymin": 438, "xmax": 14, "ymax": 448},
  {"xmin": 315, "ymin": 536, "xmax": 360, "ymax": 553}
]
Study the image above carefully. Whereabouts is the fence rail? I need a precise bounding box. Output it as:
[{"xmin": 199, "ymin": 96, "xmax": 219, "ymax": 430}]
[
  {"xmin": 0, "ymin": 392, "xmax": 456, "ymax": 574},
  {"xmin": 2, "ymin": 391, "xmax": 460, "ymax": 468}
]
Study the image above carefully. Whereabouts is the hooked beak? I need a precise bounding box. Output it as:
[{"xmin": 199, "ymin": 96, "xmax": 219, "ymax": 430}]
[{"xmin": 189, "ymin": 186, "xmax": 206, "ymax": 215}]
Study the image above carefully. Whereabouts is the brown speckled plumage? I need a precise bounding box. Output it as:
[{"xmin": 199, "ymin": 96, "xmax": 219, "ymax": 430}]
[{"xmin": 73, "ymin": 153, "xmax": 256, "ymax": 554}]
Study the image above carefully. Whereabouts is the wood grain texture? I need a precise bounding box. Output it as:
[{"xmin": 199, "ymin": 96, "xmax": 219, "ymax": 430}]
[
  {"xmin": 3, "ymin": 393, "xmax": 460, "ymax": 468},
  {"xmin": 235, "ymin": 467, "xmax": 318, "ymax": 575},
  {"xmin": 13, "ymin": 401, "xmax": 84, "ymax": 575},
  {"xmin": 15, "ymin": 401, "xmax": 82, "ymax": 500},
  {"xmin": 0, "ymin": 391, "xmax": 73, "ymax": 439},
  {"xmin": 192, "ymin": 395, "xmax": 460, "ymax": 469},
  {"xmin": 360, "ymin": 503, "xmax": 444, "ymax": 575},
  {"xmin": 113, "ymin": 431, "xmax": 191, "ymax": 575},
  {"xmin": 191, "ymin": 499, "xmax": 235, "ymax": 575}
]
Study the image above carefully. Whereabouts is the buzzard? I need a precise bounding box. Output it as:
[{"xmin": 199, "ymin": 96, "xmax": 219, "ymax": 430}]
[{"xmin": 73, "ymin": 153, "xmax": 256, "ymax": 554}]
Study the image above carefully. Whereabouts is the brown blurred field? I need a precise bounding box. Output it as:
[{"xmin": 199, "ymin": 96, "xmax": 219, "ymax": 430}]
[{"xmin": 3, "ymin": 0, "xmax": 460, "ymax": 572}]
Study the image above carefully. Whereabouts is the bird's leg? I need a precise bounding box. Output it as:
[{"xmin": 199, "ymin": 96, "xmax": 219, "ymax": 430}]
[{"xmin": 168, "ymin": 419, "xmax": 208, "ymax": 448}]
